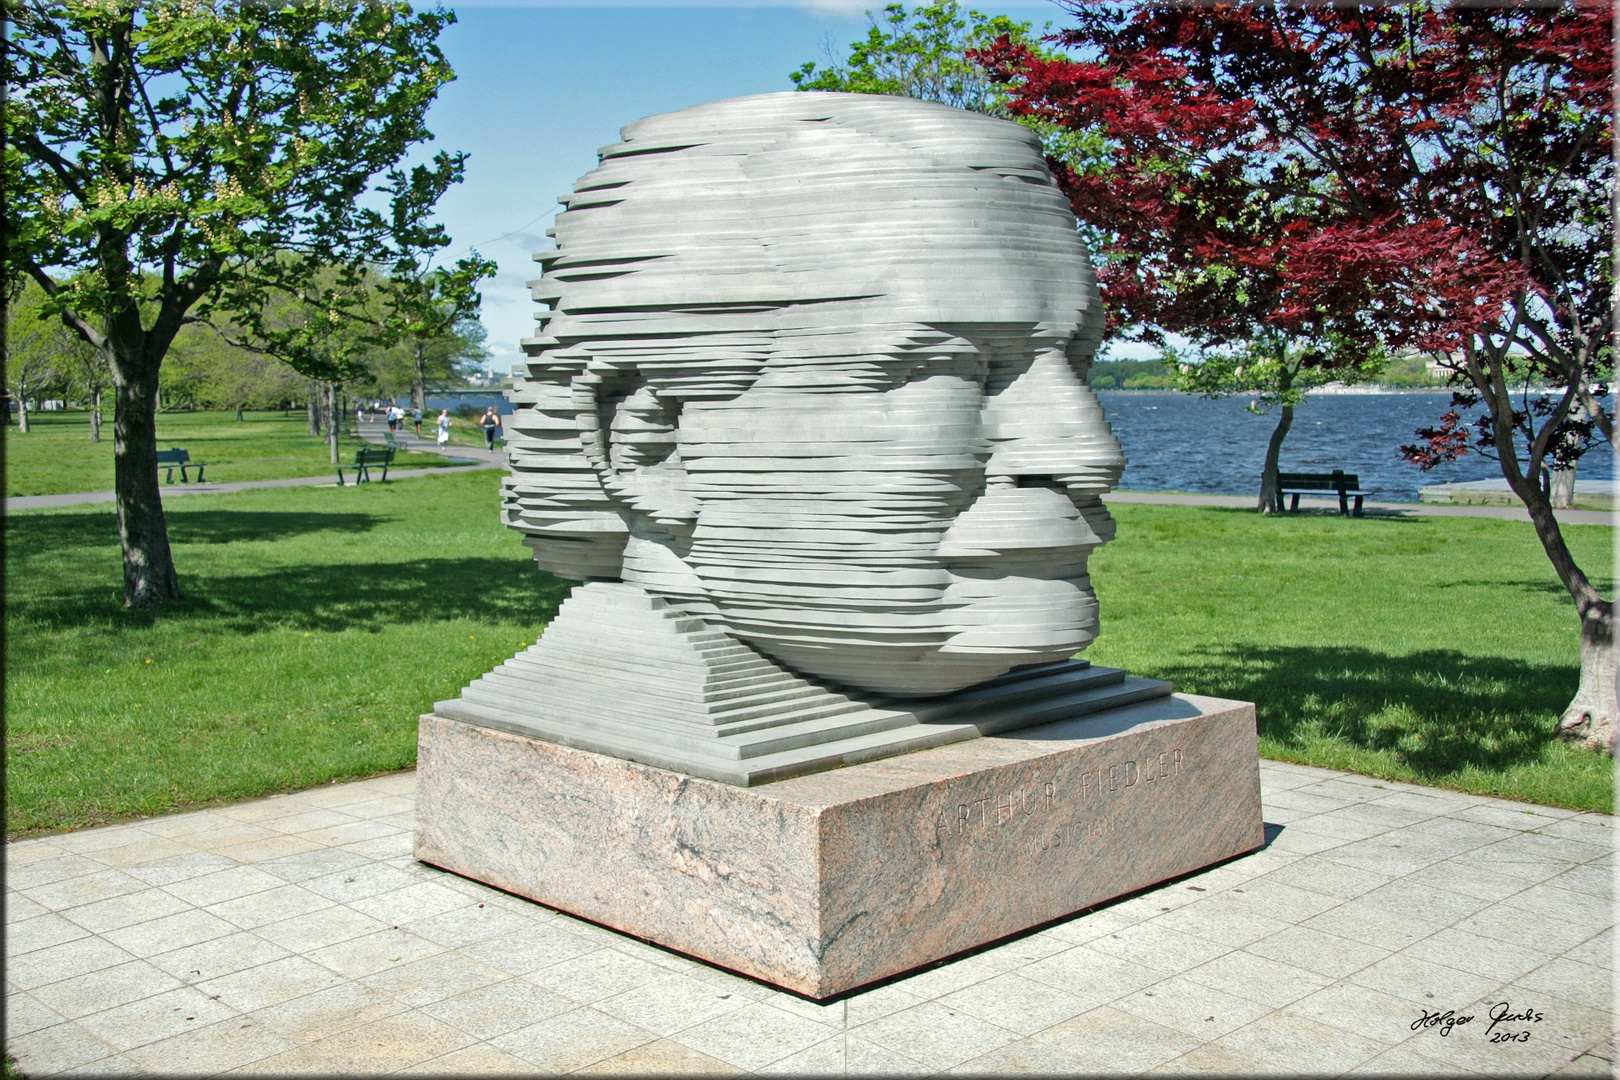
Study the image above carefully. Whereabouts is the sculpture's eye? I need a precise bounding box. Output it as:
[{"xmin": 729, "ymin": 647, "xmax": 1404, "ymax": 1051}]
[{"xmin": 601, "ymin": 380, "xmax": 677, "ymax": 473}]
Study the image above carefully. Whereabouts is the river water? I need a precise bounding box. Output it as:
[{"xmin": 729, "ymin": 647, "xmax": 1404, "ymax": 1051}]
[{"xmin": 1097, "ymin": 391, "xmax": 1615, "ymax": 503}]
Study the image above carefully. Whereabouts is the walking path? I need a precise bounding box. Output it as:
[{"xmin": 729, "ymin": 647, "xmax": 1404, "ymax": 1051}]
[
  {"xmin": 1106, "ymin": 490, "xmax": 1614, "ymax": 527},
  {"xmin": 3, "ymin": 421, "xmax": 504, "ymax": 512},
  {"xmin": 5, "ymin": 762, "xmax": 1612, "ymax": 1077},
  {"xmin": 7, "ymin": 462, "xmax": 1612, "ymax": 526}
]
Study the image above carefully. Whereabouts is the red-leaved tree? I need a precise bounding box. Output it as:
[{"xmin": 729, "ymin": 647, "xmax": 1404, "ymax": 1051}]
[{"xmin": 978, "ymin": 2, "xmax": 1615, "ymax": 752}]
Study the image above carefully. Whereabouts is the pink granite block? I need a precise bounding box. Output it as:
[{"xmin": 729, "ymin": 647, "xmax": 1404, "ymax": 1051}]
[{"xmin": 415, "ymin": 693, "xmax": 1264, "ymax": 998}]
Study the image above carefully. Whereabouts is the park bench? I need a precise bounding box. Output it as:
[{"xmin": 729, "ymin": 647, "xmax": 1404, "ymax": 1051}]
[
  {"xmin": 336, "ymin": 446, "xmax": 395, "ymax": 486},
  {"xmin": 1275, "ymin": 470, "xmax": 1370, "ymax": 517},
  {"xmin": 155, "ymin": 447, "xmax": 206, "ymax": 483}
]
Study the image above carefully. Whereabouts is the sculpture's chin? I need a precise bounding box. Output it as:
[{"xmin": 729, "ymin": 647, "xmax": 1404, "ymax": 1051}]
[{"xmin": 739, "ymin": 636, "xmax": 1073, "ymax": 699}]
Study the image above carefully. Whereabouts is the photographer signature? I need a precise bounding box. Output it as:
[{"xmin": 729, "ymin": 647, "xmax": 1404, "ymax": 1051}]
[{"xmin": 1412, "ymin": 1001, "xmax": 1545, "ymax": 1043}]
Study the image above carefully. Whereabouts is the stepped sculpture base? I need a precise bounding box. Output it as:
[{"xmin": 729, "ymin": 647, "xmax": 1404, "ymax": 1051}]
[
  {"xmin": 434, "ymin": 582, "xmax": 1173, "ymax": 786},
  {"xmin": 416, "ymin": 691, "xmax": 1265, "ymax": 998}
]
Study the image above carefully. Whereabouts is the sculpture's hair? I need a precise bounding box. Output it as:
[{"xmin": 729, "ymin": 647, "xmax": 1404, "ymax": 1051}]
[{"xmin": 503, "ymin": 92, "xmax": 1105, "ymax": 586}]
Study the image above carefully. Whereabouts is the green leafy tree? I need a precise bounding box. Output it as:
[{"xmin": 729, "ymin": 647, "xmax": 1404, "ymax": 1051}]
[
  {"xmin": 4, "ymin": 0, "xmax": 460, "ymax": 606},
  {"xmin": 379, "ymin": 255, "xmax": 496, "ymax": 414},
  {"xmin": 1173, "ymin": 333, "xmax": 1386, "ymax": 509},
  {"xmin": 5, "ymin": 279, "xmax": 79, "ymax": 433},
  {"xmin": 791, "ymin": 1, "xmax": 1051, "ymax": 114}
]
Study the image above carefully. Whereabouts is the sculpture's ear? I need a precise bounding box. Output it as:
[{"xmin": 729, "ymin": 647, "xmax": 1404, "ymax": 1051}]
[{"xmin": 576, "ymin": 370, "xmax": 698, "ymax": 530}]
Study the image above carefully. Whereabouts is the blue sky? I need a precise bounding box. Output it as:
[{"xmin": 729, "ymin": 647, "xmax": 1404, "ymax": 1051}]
[{"xmin": 419, "ymin": 1, "xmax": 1071, "ymax": 373}]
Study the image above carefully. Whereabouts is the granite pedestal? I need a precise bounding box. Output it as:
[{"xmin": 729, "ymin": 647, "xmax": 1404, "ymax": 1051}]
[{"xmin": 415, "ymin": 692, "xmax": 1265, "ymax": 998}]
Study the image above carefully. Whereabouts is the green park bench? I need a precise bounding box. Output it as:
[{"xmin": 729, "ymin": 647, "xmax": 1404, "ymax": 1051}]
[
  {"xmin": 155, "ymin": 447, "xmax": 207, "ymax": 483},
  {"xmin": 336, "ymin": 446, "xmax": 395, "ymax": 486},
  {"xmin": 1275, "ymin": 470, "xmax": 1370, "ymax": 517}
]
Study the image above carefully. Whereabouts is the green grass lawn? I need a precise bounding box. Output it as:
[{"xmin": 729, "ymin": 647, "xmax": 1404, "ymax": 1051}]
[
  {"xmin": 1083, "ymin": 505, "xmax": 1614, "ymax": 813},
  {"xmin": 4, "ymin": 409, "xmax": 460, "ymax": 497},
  {"xmin": 5, "ymin": 483, "xmax": 1612, "ymax": 840}
]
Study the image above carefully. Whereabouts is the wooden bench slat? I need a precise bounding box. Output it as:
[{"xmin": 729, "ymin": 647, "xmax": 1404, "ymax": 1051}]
[
  {"xmin": 155, "ymin": 447, "xmax": 206, "ymax": 483},
  {"xmin": 1273, "ymin": 470, "xmax": 1368, "ymax": 516},
  {"xmin": 336, "ymin": 445, "xmax": 396, "ymax": 486}
]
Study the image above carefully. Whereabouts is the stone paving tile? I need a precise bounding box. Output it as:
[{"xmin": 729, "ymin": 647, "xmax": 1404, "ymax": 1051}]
[
  {"xmin": 148, "ymin": 930, "xmax": 292, "ymax": 984},
  {"xmin": 20, "ymin": 868, "xmax": 150, "ymax": 912},
  {"xmin": 30, "ymin": 958, "xmax": 186, "ymax": 1021},
  {"xmin": 72, "ymin": 984, "xmax": 239, "ymax": 1053},
  {"xmin": 5, "ymin": 759, "xmax": 1615, "ymax": 1078},
  {"xmin": 1145, "ymin": 1041, "xmax": 1289, "ymax": 1075},
  {"xmin": 160, "ymin": 865, "xmax": 286, "ymax": 907},
  {"xmin": 8, "ymin": 913, "xmax": 92, "ymax": 956},
  {"xmin": 1213, "ymin": 1009, "xmax": 1386, "ymax": 1074},
  {"xmin": 1284, "ymin": 980, "xmax": 1433, "ymax": 1043},
  {"xmin": 102, "ymin": 907, "xmax": 239, "ymax": 956},
  {"xmin": 120, "ymin": 850, "xmax": 237, "ymax": 888},
  {"xmin": 7, "ymin": 937, "xmax": 141, "ymax": 992},
  {"xmin": 1182, "ymin": 948, "xmax": 1336, "ymax": 1009},
  {"xmin": 393, "ymin": 1042, "xmax": 537, "ymax": 1075},
  {"xmin": 210, "ymin": 833, "xmax": 324, "ymax": 865},
  {"xmin": 1404, "ymin": 926, "xmax": 1559, "ymax": 983},
  {"xmin": 303, "ymin": 926, "xmax": 445, "ymax": 981},
  {"xmin": 357, "ymin": 949, "xmax": 507, "ymax": 1006},
  {"xmin": 6, "ymin": 1019, "xmax": 121, "ymax": 1076},
  {"xmin": 489, "ymin": 1006, "xmax": 658, "ymax": 1072},
  {"xmin": 118, "ymin": 1015, "xmax": 297, "ymax": 1076},
  {"xmin": 1110, "ymin": 973, "xmax": 1273, "ymax": 1039},
  {"xmin": 1243, "ymin": 923, "xmax": 1392, "ymax": 979},
  {"xmin": 1027, "ymin": 1004, "xmax": 1203, "ymax": 1073},
  {"xmin": 576, "ymin": 1037, "xmax": 743, "ymax": 1076},
  {"xmin": 1563, "ymin": 928, "xmax": 1614, "ymax": 970},
  {"xmin": 592, "ymin": 969, "xmax": 754, "ymax": 1037},
  {"xmin": 1084, "ymin": 918, "xmax": 1234, "ymax": 976},
  {"xmin": 194, "ymin": 954, "xmax": 349, "ymax": 1013},
  {"xmin": 61, "ymin": 887, "xmax": 195, "ymax": 936},
  {"xmin": 668, "ymin": 998, "xmax": 843, "ymax": 1070},
  {"xmin": 418, "ymin": 977, "xmax": 577, "ymax": 1040},
  {"xmin": 243, "ymin": 981, "xmax": 408, "ymax": 1045},
  {"xmin": 853, "ymin": 997, "xmax": 1021, "ymax": 1071},
  {"xmin": 933, "ymin": 971, "xmax": 1090, "ymax": 1037},
  {"xmin": 250, "ymin": 903, "xmax": 391, "ymax": 953},
  {"xmin": 1346, "ymin": 951, "xmax": 1506, "ymax": 1008},
  {"xmin": 460, "ymin": 922, "xmax": 605, "ymax": 978},
  {"xmin": 6, "ymin": 893, "xmax": 50, "ymax": 923},
  {"xmin": 4, "ymin": 988, "xmax": 66, "ymax": 1040}
]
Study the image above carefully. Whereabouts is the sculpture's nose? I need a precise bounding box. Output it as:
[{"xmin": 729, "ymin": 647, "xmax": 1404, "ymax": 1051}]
[{"xmin": 979, "ymin": 343, "xmax": 1124, "ymax": 530}]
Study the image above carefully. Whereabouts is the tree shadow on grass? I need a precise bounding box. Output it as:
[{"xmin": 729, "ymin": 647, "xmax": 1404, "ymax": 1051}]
[
  {"xmin": 13, "ymin": 556, "xmax": 575, "ymax": 634},
  {"xmin": 4, "ymin": 509, "xmax": 384, "ymax": 561},
  {"xmin": 1156, "ymin": 644, "xmax": 1574, "ymax": 777}
]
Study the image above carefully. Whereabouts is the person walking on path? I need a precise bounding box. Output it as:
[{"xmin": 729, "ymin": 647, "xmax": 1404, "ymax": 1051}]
[
  {"xmin": 436, "ymin": 409, "xmax": 451, "ymax": 447},
  {"xmin": 386, "ymin": 405, "xmax": 400, "ymax": 433},
  {"xmin": 480, "ymin": 407, "xmax": 501, "ymax": 452},
  {"xmin": 412, "ymin": 406, "xmax": 423, "ymax": 438}
]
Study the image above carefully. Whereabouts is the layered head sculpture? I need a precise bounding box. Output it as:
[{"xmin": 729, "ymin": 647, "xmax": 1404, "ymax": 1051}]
[{"xmin": 503, "ymin": 92, "xmax": 1125, "ymax": 697}]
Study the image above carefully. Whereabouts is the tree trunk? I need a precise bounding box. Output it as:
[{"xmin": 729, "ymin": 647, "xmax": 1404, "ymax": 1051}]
[
  {"xmin": 235, "ymin": 403, "xmax": 245, "ymax": 422},
  {"xmin": 17, "ymin": 397, "xmax": 30, "ymax": 434},
  {"xmin": 307, "ymin": 388, "xmax": 322, "ymax": 437},
  {"xmin": 412, "ymin": 340, "xmax": 427, "ymax": 414},
  {"xmin": 89, "ymin": 389, "xmax": 102, "ymax": 443},
  {"xmin": 1559, "ymin": 602, "xmax": 1617, "ymax": 753},
  {"xmin": 326, "ymin": 381, "xmax": 340, "ymax": 465},
  {"xmin": 1546, "ymin": 463, "xmax": 1576, "ymax": 509},
  {"xmin": 1471, "ymin": 349, "xmax": 1615, "ymax": 753},
  {"xmin": 112, "ymin": 362, "xmax": 182, "ymax": 607},
  {"xmin": 2, "ymin": 386, "xmax": 12, "ymax": 424},
  {"xmin": 1257, "ymin": 402, "xmax": 1294, "ymax": 513}
]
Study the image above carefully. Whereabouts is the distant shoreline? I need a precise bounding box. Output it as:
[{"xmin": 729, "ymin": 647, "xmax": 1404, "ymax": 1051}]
[{"xmin": 1093, "ymin": 386, "xmax": 1456, "ymax": 395}]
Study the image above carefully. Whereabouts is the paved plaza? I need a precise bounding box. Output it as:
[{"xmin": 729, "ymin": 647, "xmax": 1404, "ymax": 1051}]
[{"xmin": 5, "ymin": 760, "xmax": 1614, "ymax": 1077}]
